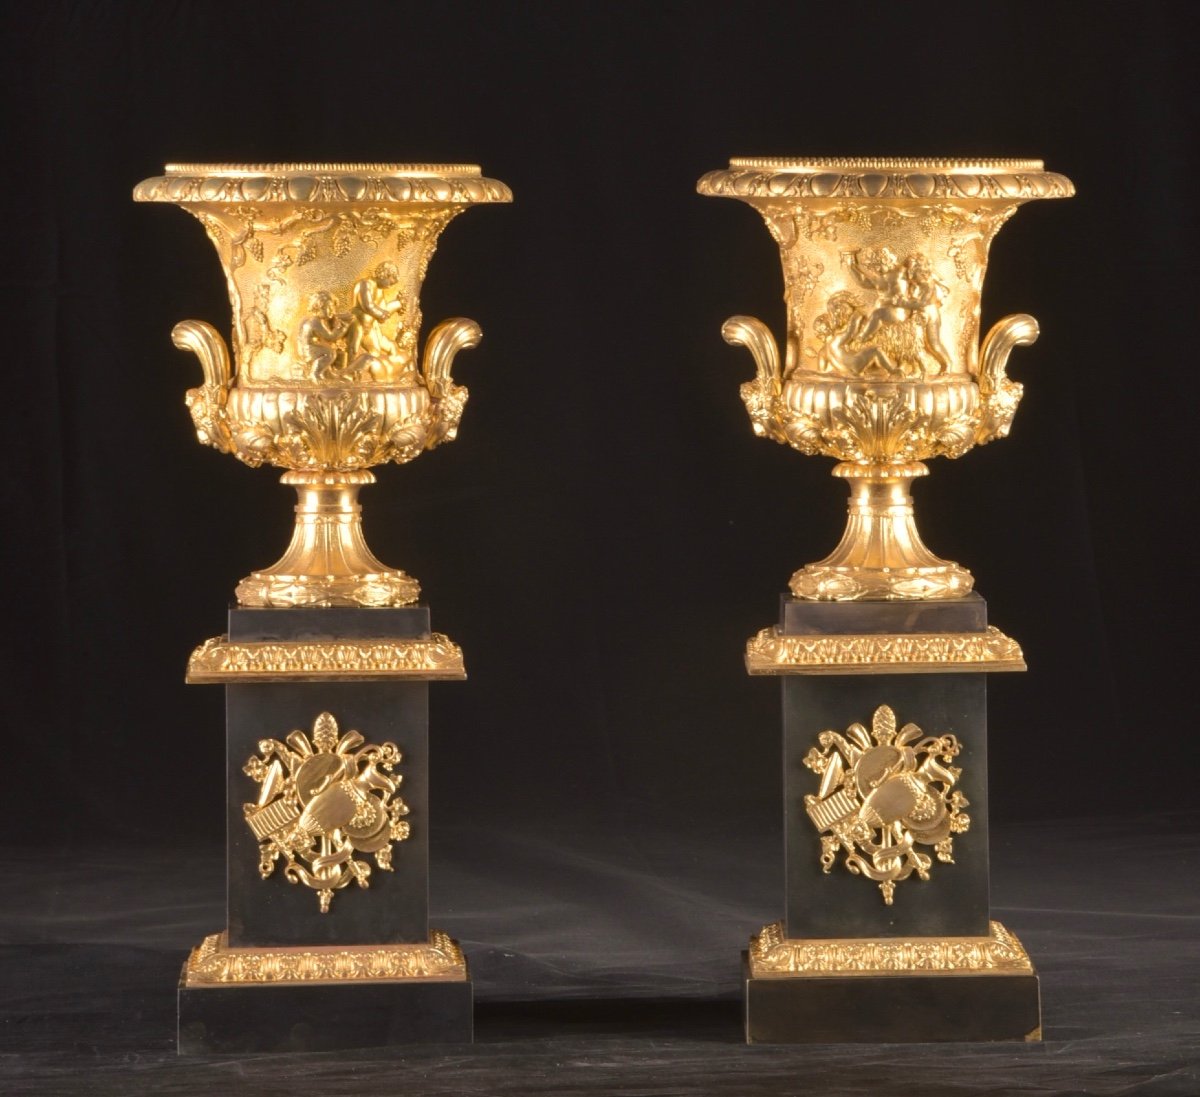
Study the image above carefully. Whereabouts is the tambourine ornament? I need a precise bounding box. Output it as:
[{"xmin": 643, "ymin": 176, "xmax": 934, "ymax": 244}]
[
  {"xmin": 698, "ymin": 158, "xmax": 1074, "ymax": 600},
  {"xmin": 135, "ymin": 162, "xmax": 512, "ymax": 607}
]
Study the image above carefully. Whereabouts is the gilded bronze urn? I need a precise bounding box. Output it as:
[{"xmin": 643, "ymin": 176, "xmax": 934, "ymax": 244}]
[
  {"xmin": 135, "ymin": 162, "xmax": 512, "ymax": 607},
  {"xmin": 698, "ymin": 158, "xmax": 1074, "ymax": 599}
]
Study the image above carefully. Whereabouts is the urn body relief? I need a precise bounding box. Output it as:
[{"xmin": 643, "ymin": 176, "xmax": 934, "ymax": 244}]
[{"xmin": 698, "ymin": 157, "xmax": 1074, "ymax": 601}]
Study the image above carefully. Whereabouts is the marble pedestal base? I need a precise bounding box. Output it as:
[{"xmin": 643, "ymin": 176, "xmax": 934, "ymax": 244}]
[
  {"xmin": 743, "ymin": 953, "xmax": 1040, "ymax": 1044},
  {"xmin": 179, "ymin": 605, "xmax": 468, "ymax": 1054},
  {"xmin": 178, "ymin": 967, "xmax": 472, "ymax": 1053},
  {"xmin": 743, "ymin": 593, "xmax": 1038, "ymax": 1044}
]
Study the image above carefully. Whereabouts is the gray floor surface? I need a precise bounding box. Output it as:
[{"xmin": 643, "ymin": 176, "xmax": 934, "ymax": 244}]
[{"xmin": 1, "ymin": 814, "xmax": 1196, "ymax": 1095}]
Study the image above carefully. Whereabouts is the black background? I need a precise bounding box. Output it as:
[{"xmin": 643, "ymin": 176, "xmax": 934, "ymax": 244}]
[
  {"xmin": 2, "ymin": 4, "xmax": 1198, "ymax": 1092},
  {"xmin": 2, "ymin": 3, "xmax": 1194, "ymax": 865}
]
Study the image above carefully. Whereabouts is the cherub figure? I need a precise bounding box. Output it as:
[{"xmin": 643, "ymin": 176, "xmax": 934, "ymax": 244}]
[
  {"xmin": 814, "ymin": 291, "xmax": 895, "ymax": 377},
  {"xmin": 298, "ymin": 292, "xmax": 351, "ymax": 381},
  {"xmin": 347, "ymin": 261, "xmax": 411, "ymax": 380},
  {"xmin": 842, "ymin": 247, "xmax": 910, "ymax": 342},
  {"xmin": 840, "ymin": 248, "xmax": 953, "ymax": 375},
  {"xmin": 899, "ymin": 254, "xmax": 952, "ymax": 373}
]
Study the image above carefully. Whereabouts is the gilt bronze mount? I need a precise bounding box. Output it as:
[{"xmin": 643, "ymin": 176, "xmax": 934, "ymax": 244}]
[
  {"xmin": 135, "ymin": 162, "xmax": 512, "ymax": 608},
  {"xmin": 698, "ymin": 157, "xmax": 1074, "ymax": 601}
]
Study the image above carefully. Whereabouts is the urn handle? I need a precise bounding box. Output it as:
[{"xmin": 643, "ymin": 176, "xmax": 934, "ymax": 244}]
[
  {"xmin": 171, "ymin": 320, "xmax": 234, "ymax": 453},
  {"xmin": 422, "ymin": 317, "xmax": 482, "ymax": 399},
  {"xmin": 172, "ymin": 319, "xmax": 232, "ymax": 390},
  {"xmin": 975, "ymin": 313, "xmax": 1039, "ymax": 445},
  {"xmin": 722, "ymin": 315, "xmax": 782, "ymax": 395}
]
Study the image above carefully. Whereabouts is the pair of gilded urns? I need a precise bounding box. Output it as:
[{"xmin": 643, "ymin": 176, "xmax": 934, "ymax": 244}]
[{"xmin": 135, "ymin": 160, "xmax": 1073, "ymax": 604}]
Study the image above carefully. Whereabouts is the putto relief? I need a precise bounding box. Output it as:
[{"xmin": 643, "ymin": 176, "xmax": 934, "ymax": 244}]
[
  {"xmin": 195, "ymin": 206, "xmax": 453, "ymax": 385},
  {"xmin": 765, "ymin": 203, "xmax": 1012, "ymax": 381},
  {"xmin": 298, "ymin": 262, "xmax": 419, "ymax": 384},
  {"xmin": 812, "ymin": 248, "xmax": 952, "ymax": 379}
]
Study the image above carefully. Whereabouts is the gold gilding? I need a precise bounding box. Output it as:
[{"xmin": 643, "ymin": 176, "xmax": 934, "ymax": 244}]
[
  {"xmin": 699, "ymin": 157, "xmax": 1073, "ymax": 600},
  {"xmin": 184, "ymin": 930, "xmax": 467, "ymax": 985},
  {"xmin": 136, "ymin": 163, "xmax": 511, "ymax": 607},
  {"xmin": 749, "ymin": 920, "xmax": 1032, "ymax": 978},
  {"xmin": 745, "ymin": 625, "xmax": 1024, "ymax": 675},
  {"xmin": 186, "ymin": 633, "xmax": 466, "ymax": 682},
  {"xmin": 802, "ymin": 705, "xmax": 969, "ymax": 905},
  {"xmin": 242, "ymin": 712, "xmax": 411, "ymax": 913}
]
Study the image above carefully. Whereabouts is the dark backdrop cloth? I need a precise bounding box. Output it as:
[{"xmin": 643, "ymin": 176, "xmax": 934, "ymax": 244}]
[{"xmin": 0, "ymin": 1, "xmax": 1196, "ymax": 1093}]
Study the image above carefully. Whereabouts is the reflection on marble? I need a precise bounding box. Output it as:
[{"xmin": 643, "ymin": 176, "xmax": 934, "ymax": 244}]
[{"xmin": 1, "ymin": 815, "xmax": 1197, "ymax": 1094}]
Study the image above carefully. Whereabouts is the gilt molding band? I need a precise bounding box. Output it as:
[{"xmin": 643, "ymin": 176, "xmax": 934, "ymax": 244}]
[
  {"xmin": 749, "ymin": 920, "xmax": 1033, "ymax": 978},
  {"xmin": 186, "ymin": 633, "xmax": 466, "ymax": 683},
  {"xmin": 697, "ymin": 159, "xmax": 1074, "ymax": 201},
  {"xmin": 744, "ymin": 625, "xmax": 1025, "ymax": 675},
  {"xmin": 184, "ymin": 930, "xmax": 467, "ymax": 986},
  {"xmin": 135, "ymin": 163, "xmax": 512, "ymax": 205}
]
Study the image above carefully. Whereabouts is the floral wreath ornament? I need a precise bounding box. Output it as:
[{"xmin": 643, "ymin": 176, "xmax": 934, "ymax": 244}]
[
  {"xmin": 803, "ymin": 704, "xmax": 969, "ymax": 904},
  {"xmin": 243, "ymin": 711, "xmax": 411, "ymax": 912}
]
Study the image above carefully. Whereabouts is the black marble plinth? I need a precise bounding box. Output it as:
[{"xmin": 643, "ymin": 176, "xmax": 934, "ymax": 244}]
[
  {"xmin": 748, "ymin": 593, "xmax": 1033, "ymax": 1043},
  {"xmin": 780, "ymin": 592, "xmax": 987, "ymax": 635},
  {"xmin": 783, "ymin": 672, "xmax": 990, "ymax": 939},
  {"xmin": 226, "ymin": 605, "xmax": 436, "ymax": 948},
  {"xmin": 223, "ymin": 602, "xmax": 434, "ymax": 945},
  {"xmin": 180, "ymin": 603, "xmax": 467, "ymax": 1054},
  {"xmin": 228, "ymin": 605, "xmax": 431, "ymax": 642},
  {"xmin": 178, "ymin": 968, "xmax": 472, "ymax": 1053},
  {"xmin": 227, "ymin": 680, "xmax": 430, "ymax": 947},
  {"xmin": 743, "ymin": 955, "xmax": 1040, "ymax": 1044},
  {"xmin": 779, "ymin": 595, "xmax": 993, "ymax": 940}
]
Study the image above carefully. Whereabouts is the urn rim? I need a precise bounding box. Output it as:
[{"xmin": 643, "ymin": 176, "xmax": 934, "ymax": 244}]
[
  {"xmin": 163, "ymin": 161, "xmax": 484, "ymax": 175},
  {"xmin": 697, "ymin": 156, "xmax": 1074, "ymax": 200},
  {"xmin": 728, "ymin": 156, "xmax": 1046, "ymax": 173},
  {"xmin": 134, "ymin": 162, "xmax": 512, "ymax": 204}
]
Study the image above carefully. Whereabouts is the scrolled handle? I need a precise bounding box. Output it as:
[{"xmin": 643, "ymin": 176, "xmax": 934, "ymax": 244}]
[
  {"xmin": 171, "ymin": 320, "xmax": 232, "ymax": 390},
  {"xmin": 979, "ymin": 313, "xmax": 1038, "ymax": 396},
  {"xmin": 722, "ymin": 315, "xmax": 792, "ymax": 444},
  {"xmin": 722, "ymin": 315, "xmax": 782, "ymax": 395},
  {"xmin": 171, "ymin": 320, "xmax": 234, "ymax": 452},
  {"xmin": 420, "ymin": 318, "xmax": 482, "ymax": 449},
  {"xmin": 422, "ymin": 317, "xmax": 482, "ymax": 399},
  {"xmin": 975, "ymin": 313, "xmax": 1039, "ymax": 445}
]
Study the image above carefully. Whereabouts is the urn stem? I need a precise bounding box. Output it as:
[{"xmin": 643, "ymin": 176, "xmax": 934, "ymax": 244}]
[
  {"xmin": 789, "ymin": 463, "xmax": 973, "ymax": 601},
  {"xmin": 234, "ymin": 471, "xmax": 420, "ymax": 608}
]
